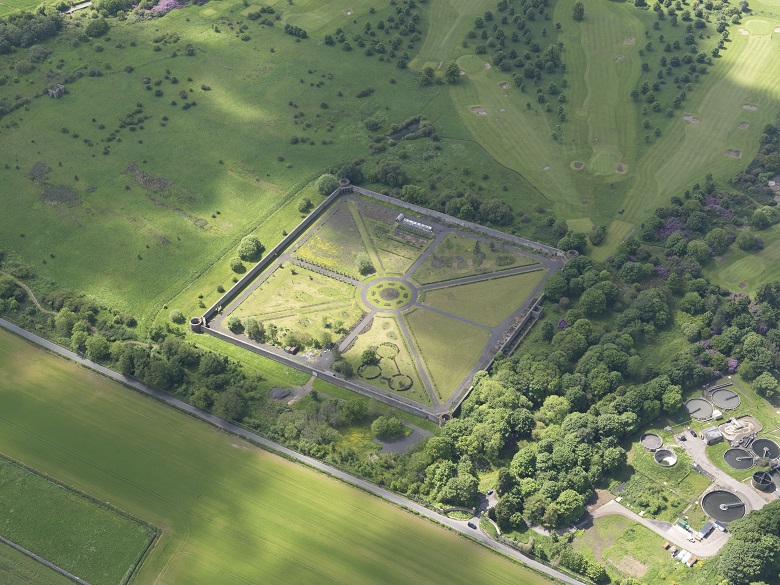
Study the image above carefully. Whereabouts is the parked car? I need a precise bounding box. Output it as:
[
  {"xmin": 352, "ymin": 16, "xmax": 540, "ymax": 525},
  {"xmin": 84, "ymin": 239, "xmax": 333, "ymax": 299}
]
[
  {"xmin": 690, "ymin": 429, "xmax": 698, "ymax": 437},
  {"xmin": 467, "ymin": 522, "xmax": 477, "ymax": 529},
  {"xmin": 486, "ymin": 489, "xmax": 494, "ymax": 496}
]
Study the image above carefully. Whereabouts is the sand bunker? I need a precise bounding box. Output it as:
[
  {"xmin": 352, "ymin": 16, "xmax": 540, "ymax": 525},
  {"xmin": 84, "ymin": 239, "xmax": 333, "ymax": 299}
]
[
  {"xmin": 743, "ymin": 104, "xmax": 758, "ymax": 111},
  {"xmin": 625, "ymin": 36, "xmax": 635, "ymax": 45},
  {"xmin": 739, "ymin": 28, "xmax": 749, "ymax": 35},
  {"xmin": 739, "ymin": 122, "xmax": 749, "ymax": 129},
  {"xmin": 471, "ymin": 107, "xmax": 487, "ymax": 116},
  {"xmin": 683, "ymin": 115, "xmax": 700, "ymax": 124},
  {"xmin": 499, "ymin": 82, "xmax": 509, "ymax": 90},
  {"xmin": 572, "ymin": 161, "xmax": 584, "ymax": 170},
  {"xmin": 484, "ymin": 63, "xmax": 491, "ymax": 69},
  {"xmin": 345, "ymin": 9, "xmax": 352, "ymax": 15},
  {"xmin": 617, "ymin": 163, "xmax": 626, "ymax": 173},
  {"xmin": 543, "ymin": 165, "xmax": 551, "ymax": 171},
  {"xmin": 726, "ymin": 150, "xmax": 743, "ymax": 158},
  {"xmin": 775, "ymin": 27, "xmax": 780, "ymax": 33},
  {"xmin": 499, "ymin": 108, "xmax": 506, "ymax": 112}
]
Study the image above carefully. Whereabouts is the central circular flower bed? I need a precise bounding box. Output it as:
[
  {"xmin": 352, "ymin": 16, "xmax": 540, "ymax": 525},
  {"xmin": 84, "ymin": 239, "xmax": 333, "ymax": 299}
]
[
  {"xmin": 366, "ymin": 279, "xmax": 414, "ymax": 310},
  {"xmin": 380, "ymin": 287, "xmax": 400, "ymax": 301}
]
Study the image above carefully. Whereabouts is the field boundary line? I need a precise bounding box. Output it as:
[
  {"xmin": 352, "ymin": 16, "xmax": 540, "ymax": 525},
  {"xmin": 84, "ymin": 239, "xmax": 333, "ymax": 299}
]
[
  {"xmin": 0, "ymin": 318, "xmax": 585, "ymax": 585},
  {"xmin": 0, "ymin": 534, "xmax": 92, "ymax": 585}
]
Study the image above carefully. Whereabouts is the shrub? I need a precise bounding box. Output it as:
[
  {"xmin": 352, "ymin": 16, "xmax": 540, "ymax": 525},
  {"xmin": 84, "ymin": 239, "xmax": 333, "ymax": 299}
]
[
  {"xmin": 297, "ymin": 197, "xmax": 313, "ymax": 213},
  {"xmin": 371, "ymin": 416, "xmax": 406, "ymax": 440},
  {"xmin": 356, "ymin": 253, "xmax": 375, "ymax": 276},
  {"xmin": 169, "ymin": 309, "xmax": 185, "ymax": 324},
  {"xmin": 86, "ymin": 18, "xmax": 110, "ymax": 38},
  {"xmin": 230, "ymin": 257, "xmax": 245, "ymax": 273},
  {"xmin": 226, "ymin": 315, "xmax": 243, "ymax": 333}
]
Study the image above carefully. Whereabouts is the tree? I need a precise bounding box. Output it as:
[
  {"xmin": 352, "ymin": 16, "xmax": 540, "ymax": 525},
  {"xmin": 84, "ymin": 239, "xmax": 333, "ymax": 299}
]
[
  {"xmin": 342, "ymin": 398, "xmax": 368, "ymax": 423},
  {"xmin": 213, "ymin": 390, "xmax": 247, "ymax": 421},
  {"xmin": 85, "ymin": 334, "xmax": 110, "ymax": 361},
  {"xmin": 736, "ymin": 231, "xmax": 763, "ymax": 251},
  {"xmin": 375, "ymin": 159, "xmax": 407, "ymax": 187},
  {"xmin": 579, "ymin": 287, "xmax": 607, "ymax": 316},
  {"xmin": 297, "ymin": 197, "xmax": 312, "ymax": 213},
  {"xmin": 86, "ymin": 18, "xmax": 109, "ymax": 38},
  {"xmin": 315, "ymin": 173, "xmax": 339, "ymax": 195},
  {"xmin": 444, "ymin": 60, "xmax": 460, "ymax": 83},
  {"xmin": 333, "ymin": 359, "xmax": 354, "ymax": 377},
  {"xmin": 662, "ymin": 385, "xmax": 683, "ymax": 412},
  {"xmin": 243, "ymin": 317, "xmax": 265, "ymax": 342},
  {"xmin": 538, "ymin": 395, "xmax": 571, "ymax": 425},
  {"xmin": 237, "ymin": 235, "xmax": 263, "ymax": 261},
  {"xmin": 705, "ymin": 227, "xmax": 730, "ymax": 255},
  {"xmin": 754, "ymin": 372, "xmax": 779, "ymax": 399},
  {"xmin": 356, "ymin": 253, "xmax": 375, "ymax": 276},
  {"xmin": 686, "ymin": 239, "xmax": 710, "ymax": 265},
  {"xmin": 556, "ymin": 489, "xmax": 585, "ymax": 525},
  {"xmin": 371, "ymin": 416, "xmax": 407, "ymax": 439},
  {"xmin": 361, "ymin": 348, "xmax": 379, "ymax": 365},
  {"xmin": 226, "ymin": 315, "xmax": 244, "ymax": 333},
  {"xmin": 571, "ymin": 1, "xmax": 585, "ymax": 21}
]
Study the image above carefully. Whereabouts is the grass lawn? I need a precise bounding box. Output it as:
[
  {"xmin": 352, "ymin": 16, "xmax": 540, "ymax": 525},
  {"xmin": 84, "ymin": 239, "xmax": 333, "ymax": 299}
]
[
  {"xmin": 705, "ymin": 225, "xmax": 780, "ymax": 293},
  {"xmin": 0, "ymin": 542, "xmax": 76, "ymax": 585},
  {"xmin": 412, "ymin": 233, "xmax": 538, "ymax": 285},
  {"xmin": 0, "ymin": 456, "xmax": 155, "ymax": 585},
  {"xmin": 404, "ymin": 307, "xmax": 489, "ymax": 401},
  {"xmin": 0, "ymin": 328, "xmax": 553, "ymax": 585},
  {"xmin": 343, "ymin": 314, "xmax": 431, "ymax": 405},
  {"xmin": 422, "ymin": 269, "xmax": 545, "ymax": 327}
]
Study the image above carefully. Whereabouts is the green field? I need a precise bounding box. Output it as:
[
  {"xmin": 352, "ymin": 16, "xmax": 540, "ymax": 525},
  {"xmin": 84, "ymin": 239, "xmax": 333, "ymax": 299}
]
[
  {"xmin": 0, "ymin": 0, "xmax": 38, "ymax": 16},
  {"xmin": 0, "ymin": 456, "xmax": 155, "ymax": 585},
  {"xmin": 706, "ymin": 226, "xmax": 780, "ymax": 292},
  {"xmin": 0, "ymin": 328, "xmax": 554, "ymax": 585},
  {"xmin": 0, "ymin": 542, "xmax": 75, "ymax": 585},
  {"xmin": 422, "ymin": 270, "xmax": 545, "ymax": 327},
  {"xmin": 405, "ymin": 307, "xmax": 490, "ymax": 401},
  {"xmin": 412, "ymin": 233, "xmax": 538, "ymax": 285}
]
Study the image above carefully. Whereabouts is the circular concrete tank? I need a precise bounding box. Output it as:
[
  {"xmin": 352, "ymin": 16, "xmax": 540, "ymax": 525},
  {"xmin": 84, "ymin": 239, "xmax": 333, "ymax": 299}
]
[
  {"xmin": 702, "ymin": 490, "xmax": 746, "ymax": 524},
  {"xmin": 685, "ymin": 398, "xmax": 714, "ymax": 420},
  {"xmin": 724, "ymin": 448, "xmax": 754, "ymax": 470},
  {"xmin": 711, "ymin": 388, "xmax": 741, "ymax": 410},
  {"xmin": 654, "ymin": 449, "xmax": 678, "ymax": 467},
  {"xmin": 640, "ymin": 433, "xmax": 663, "ymax": 451},
  {"xmin": 752, "ymin": 471, "xmax": 774, "ymax": 492},
  {"xmin": 751, "ymin": 438, "xmax": 780, "ymax": 460}
]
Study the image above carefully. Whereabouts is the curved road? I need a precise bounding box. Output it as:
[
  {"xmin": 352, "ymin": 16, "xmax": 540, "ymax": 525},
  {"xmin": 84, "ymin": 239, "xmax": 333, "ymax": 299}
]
[{"xmin": 0, "ymin": 318, "xmax": 584, "ymax": 585}]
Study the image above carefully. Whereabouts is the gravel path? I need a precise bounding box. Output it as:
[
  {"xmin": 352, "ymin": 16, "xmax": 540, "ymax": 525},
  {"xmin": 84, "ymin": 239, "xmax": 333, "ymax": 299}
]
[{"xmin": 0, "ymin": 318, "xmax": 584, "ymax": 585}]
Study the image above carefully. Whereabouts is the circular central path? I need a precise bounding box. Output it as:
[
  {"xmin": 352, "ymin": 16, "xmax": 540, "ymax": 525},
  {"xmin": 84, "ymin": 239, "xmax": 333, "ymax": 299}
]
[{"xmin": 363, "ymin": 277, "xmax": 417, "ymax": 311}]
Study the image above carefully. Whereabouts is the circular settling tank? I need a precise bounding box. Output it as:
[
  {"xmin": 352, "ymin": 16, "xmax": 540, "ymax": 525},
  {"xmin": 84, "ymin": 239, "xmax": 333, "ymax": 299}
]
[
  {"xmin": 685, "ymin": 398, "xmax": 714, "ymax": 420},
  {"xmin": 641, "ymin": 433, "xmax": 663, "ymax": 451},
  {"xmin": 752, "ymin": 471, "xmax": 774, "ymax": 492},
  {"xmin": 751, "ymin": 438, "xmax": 780, "ymax": 460},
  {"xmin": 702, "ymin": 490, "xmax": 746, "ymax": 524},
  {"xmin": 654, "ymin": 449, "xmax": 678, "ymax": 467},
  {"xmin": 724, "ymin": 448, "xmax": 754, "ymax": 470},
  {"xmin": 711, "ymin": 389, "xmax": 741, "ymax": 410}
]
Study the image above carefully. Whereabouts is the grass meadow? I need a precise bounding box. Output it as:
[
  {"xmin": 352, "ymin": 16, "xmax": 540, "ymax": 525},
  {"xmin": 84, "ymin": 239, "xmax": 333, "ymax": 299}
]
[
  {"xmin": 405, "ymin": 307, "xmax": 489, "ymax": 401},
  {"xmin": 0, "ymin": 328, "xmax": 553, "ymax": 585},
  {"xmin": 0, "ymin": 456, "xmax": 155, "ymax": 585},
  {"xmin": 422, "ymin": 269, "xmax": 545, "ymax": 327},
  {"xmin": 0, "ymin": 0, "xmax": 37, "ymax": 16}
]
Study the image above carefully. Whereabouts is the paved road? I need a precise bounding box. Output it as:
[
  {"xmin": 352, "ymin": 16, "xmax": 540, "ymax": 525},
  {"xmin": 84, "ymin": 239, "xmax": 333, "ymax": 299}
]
[
  {"xmin": 675, "ymin": 433, "xmax": 772, "ymax": 513},
  {"xmin": 592, "ymin": 500, "xmax": 729, "ymax": 558},
  {"xmin": 0, "ymin": 318, "xmax": 584, "ymax": 585}
]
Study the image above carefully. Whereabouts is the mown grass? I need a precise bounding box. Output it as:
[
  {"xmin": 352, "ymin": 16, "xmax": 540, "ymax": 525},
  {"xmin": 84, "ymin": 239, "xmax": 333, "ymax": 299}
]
[
  {"xmin": 422, "ymin": 269, "xmax": 545, "ymax": 327},
  {"xmin": 0, "ymin": 327, "xmax": 552, "ymax": 585},
  {"xmin": 0, "ymin": 456, "xmax": 155, "ymax": 585},
  {"xmin": 0, "ymin": 542, "xmax": 75, "ymax": 585},
  {"xmin": 404, "ymin": 307, "xmax": 489, "ymax": 401},
  {"xmin": 705, "ymin": 226, "xmax": 780, "ymax": 293},
  {"xmin": 0, "ymin": 0, "xmax": 38, "ymax": 16}
]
